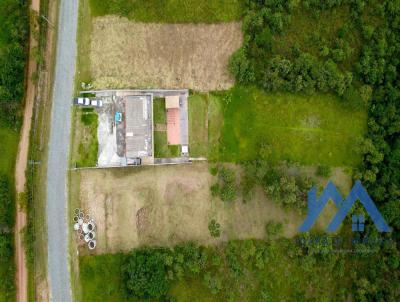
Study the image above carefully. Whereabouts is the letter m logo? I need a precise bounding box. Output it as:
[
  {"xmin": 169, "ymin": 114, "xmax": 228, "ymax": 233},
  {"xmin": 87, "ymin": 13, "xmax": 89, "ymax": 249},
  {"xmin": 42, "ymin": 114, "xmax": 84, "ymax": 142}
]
[{"xmin": 299, "ymin": 181, "xmax": 391, "ymax": 233}]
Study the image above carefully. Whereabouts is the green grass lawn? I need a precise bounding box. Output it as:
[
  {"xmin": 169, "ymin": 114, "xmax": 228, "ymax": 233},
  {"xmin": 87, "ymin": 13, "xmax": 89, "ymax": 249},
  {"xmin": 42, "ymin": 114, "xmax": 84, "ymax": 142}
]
[
  {"xmin": 80, "ymin": 254, "xmax": 127, "ymax": 302},
  {"xmin": 211, "ymin": 86, "xmax": 366, "ymax": 166},
  {"xmin": 154, "ymin": 131, "xmax": 180, "ymax": 158},
  {"xmin": 0, "ymin": 123, "xmax": 18, "ymax": 302},
  {"xmin": 89, "ymin": 0, "xmax": 244, "ymax": 23},
  {"xmin": 188, "ymin": 94, "xmax": 209, "ymax": 157},
  {"xmin": 0, "ymin": 126, "xmax": 19, "ymax": 177},
  {"xmin": 75, "ymin": 0, "xmax": 93, "ymax": 91},
  {"xmin": 72, "ymin": 108, "xmax": 99, "ymax": 167},
  {"xmin": 153, "ymin": 98, "xmax": 166, "ymax": 124}
]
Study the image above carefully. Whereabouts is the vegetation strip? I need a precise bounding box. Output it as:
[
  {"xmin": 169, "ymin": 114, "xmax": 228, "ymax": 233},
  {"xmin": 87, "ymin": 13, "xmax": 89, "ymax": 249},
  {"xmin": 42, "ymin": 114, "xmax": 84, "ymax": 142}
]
[
  {"xmin": 88, "ymin": 0, "xmax": 244, "ymax": 23},
  {"xmin": 0, "ymin": 1, "xmax": 29, "ymax": 301}
]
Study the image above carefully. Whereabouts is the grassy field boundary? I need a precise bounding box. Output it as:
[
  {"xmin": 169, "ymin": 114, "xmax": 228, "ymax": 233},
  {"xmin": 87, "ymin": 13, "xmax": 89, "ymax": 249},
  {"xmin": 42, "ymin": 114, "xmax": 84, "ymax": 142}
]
[
  {"xmin": 88, "ymin": 0, "xmax": 244, "ymax": 23},
  {"xmin": 25, "ymin": 0, "xmax": 61, "ymax": 300},
  {"xmin": 75, "ymin": 0, "xmax": 92, "ymax": 91}
]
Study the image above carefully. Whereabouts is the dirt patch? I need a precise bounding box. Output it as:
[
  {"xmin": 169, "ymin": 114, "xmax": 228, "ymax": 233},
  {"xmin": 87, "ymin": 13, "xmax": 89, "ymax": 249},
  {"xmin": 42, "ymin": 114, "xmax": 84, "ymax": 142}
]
[
  {"xmin": 75, "ymin": 163, "xmax": 308, "ymax": 255},
  {"xmin": 90, "ymin": 16, "xmax": 242, "ymax": 91}
]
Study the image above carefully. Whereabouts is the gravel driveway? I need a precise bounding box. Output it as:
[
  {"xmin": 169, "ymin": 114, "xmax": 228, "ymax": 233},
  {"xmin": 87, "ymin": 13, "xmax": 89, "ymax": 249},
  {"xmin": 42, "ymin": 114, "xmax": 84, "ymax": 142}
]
[{"xmin": 46, "ymin": 0, "xmax": 78, "ymax": 301}]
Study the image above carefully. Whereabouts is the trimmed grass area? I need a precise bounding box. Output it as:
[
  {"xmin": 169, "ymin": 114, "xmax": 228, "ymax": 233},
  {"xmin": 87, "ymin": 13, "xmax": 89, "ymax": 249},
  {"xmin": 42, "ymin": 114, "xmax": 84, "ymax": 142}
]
[
  {"xmin": 71, "ymin": 108, "xmax": 99, "ymax": 167},
  {"xmin": 202, "ymin": 86, "xmax": 366, "ymax": 166},
  {"xmin": 154, "ymin": 131, "xmax": 180, "ymax": 158},
  {"xmin": 89, "ymin": 0, "xmax": 244, "ymax": 23},
  {"xmin": 188, "ymin": 87, "xmax": 366, "ymax": 166},
  {"xmin": 153, "ymin": 98, "xmax": 166, "ymax": 124}
]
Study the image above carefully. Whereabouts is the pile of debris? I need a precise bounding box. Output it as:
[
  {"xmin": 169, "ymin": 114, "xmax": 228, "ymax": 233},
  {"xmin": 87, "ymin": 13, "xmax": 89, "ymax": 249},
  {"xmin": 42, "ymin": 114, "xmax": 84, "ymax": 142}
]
[{"xmin": 73, "ymin": 208, "xmax": 96, "ymax": 250}]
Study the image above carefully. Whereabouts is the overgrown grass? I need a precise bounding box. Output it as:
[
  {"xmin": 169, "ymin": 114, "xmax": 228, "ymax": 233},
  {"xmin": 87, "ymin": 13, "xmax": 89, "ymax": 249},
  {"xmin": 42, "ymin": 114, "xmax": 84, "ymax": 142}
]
[
  {"xmin": 89, "ymin": 0, "xmax": 244, "ymax": 23},
  {"xmin": 154, "ymin": 131, "xmax": 180, "ymax": 158},
  {"xmin": 153, "ymin": 98, "xmax": 166, "ymax": 124},
  {"xmin": 0, "ymin": 108, "xmax": 19, "ymax": 302},
  {"xmin": 80, "ymin": 254, "xmax": 127, "ymax": 301},
  {"xmin": 75, "ymin": 0, "xmax": 92, "ymax": 91},
  {"xmin": 73, "ymin": 108, "xmax": 99, "ymax": 167},
  {"xmin": 0, "ymin": 127, "xmax": 19, "ymax": 177},
  {"xmin": 273, "ymin": 4, "xmax": 361, "ymax": 70},
  {"xmin": 0, "ymin": 112, "xmax": 19, "ymax": 302},
  {"xmin": 170, "ymin": 279, "xmax": 219, "ymax": 302},
  {"xmin": 188, "ymin": 94, "xmax": 208, "ymax": 157},
  {"xmin": 212, "ymin": 86, "xmax": 366, "ymax": 166}
]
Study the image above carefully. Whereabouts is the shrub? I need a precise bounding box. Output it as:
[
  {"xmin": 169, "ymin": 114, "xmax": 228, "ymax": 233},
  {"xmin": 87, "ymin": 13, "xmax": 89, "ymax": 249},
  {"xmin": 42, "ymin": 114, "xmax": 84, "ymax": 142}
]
[
  {"xmin": 265, "ymin": 221, "xmax": 283, "ymax": 239},
  {"xmin": 229, "ymin": 47, "xmax": 255, "ymax": 84},
  {"xmin": 316, "ymin": 165, "xmax": 332, "ymax": 177},
  {"xmin": 209, "ymin": 165, "xmax": 219, "ymax": 176},
  {"xmin": 203, "ymin": 273, "xmax": 222, "ymax": 295},
  {"xmin": 211, "ymin": 167, "xmax": 237, "ymax": 202},
  {"xmin": 210, "ymin": 183, "xmax": 220, "ymax": 197},
  {"xmin": 218, "ymin": 167, "xmax": 237, "ymax": 202},
  {"xmin": 208, "ymin": 219, "xmax": 221, "ymax": 238}
]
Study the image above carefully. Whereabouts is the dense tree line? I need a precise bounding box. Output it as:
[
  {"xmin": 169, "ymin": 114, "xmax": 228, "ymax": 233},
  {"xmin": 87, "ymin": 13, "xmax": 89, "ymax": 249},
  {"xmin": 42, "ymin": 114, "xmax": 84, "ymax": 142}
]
[
  {"xmin": 354, "ymin": 1, "xmax": 400, "ymax": 299},
  {"xmin": 120, "ymin": 236, "xmax": 398, "ymax": 300},
  {"xmin": 0, "ymin": 0, "xmax": 28, "ymax": 299},
  {"xmin": 0, "ymin": 0, "xmax": 29, "ymax": 122},
  {"xmin": 0, "ymin": 176, "xmax": 15, "ymax": 298}
]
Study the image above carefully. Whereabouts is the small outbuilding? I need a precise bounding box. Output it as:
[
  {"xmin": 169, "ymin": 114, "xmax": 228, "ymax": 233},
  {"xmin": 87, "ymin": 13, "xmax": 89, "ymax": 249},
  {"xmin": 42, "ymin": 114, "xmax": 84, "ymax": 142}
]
[{"xmin": 165, "ymin": 95, "xmax": 180, "ymax": 109}]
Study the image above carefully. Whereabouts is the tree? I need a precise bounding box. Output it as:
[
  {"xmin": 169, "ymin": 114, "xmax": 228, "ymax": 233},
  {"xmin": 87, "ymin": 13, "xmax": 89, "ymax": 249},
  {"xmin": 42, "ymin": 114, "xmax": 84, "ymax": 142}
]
[
  {"xmin": 122, "ymin": 249, "xmax": 169, "ymax": 299},
  {"xmin": 229, "ymin": 47, "xmax": 255, "ymax": 84}
]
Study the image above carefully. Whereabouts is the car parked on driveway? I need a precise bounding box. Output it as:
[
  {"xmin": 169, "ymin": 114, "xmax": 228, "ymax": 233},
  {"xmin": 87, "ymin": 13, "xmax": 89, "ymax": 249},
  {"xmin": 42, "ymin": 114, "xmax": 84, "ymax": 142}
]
[
  {"xmin": 91, "ymin": 99, "xmax": 103, "ymax": 107},
  {"xmin": 74, "ymin": 97, "xmax": 90, "ymax": 106}
]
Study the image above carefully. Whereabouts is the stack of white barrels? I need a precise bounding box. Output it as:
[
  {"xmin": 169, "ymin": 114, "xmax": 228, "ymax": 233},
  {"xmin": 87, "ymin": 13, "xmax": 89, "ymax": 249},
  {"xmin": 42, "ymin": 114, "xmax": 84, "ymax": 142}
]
[{"xmin": 73, "ymin": 208, "xmax": 96, "ymax": 250}]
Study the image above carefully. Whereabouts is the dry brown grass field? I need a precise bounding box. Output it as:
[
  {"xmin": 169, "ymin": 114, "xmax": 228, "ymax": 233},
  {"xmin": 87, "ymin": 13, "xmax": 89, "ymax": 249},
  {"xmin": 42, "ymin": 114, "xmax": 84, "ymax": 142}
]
[
  {"xmin": 90, "ymin": 16, "xmax": 242, "ymax": 91},
  {"xmin": 72, "ymin": 163, "xmax": 351, "ymax": 255}
]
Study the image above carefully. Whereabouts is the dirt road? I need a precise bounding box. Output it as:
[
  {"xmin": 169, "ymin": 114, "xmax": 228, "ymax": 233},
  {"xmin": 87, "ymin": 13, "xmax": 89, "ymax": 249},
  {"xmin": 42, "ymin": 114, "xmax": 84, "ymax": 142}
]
[{"xmin": 15, "ymin": 1, "xmax": 40, "ymax": 302}]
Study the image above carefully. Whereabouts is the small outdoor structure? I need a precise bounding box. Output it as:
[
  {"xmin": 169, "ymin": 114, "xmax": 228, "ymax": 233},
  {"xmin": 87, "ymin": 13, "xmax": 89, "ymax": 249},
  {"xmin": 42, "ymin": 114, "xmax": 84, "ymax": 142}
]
[
  {"xmin": 165, "ymin": 95, "xmax": 180, "ymax": 108},
  {"xmin": 166, "ymin": 95, "xmax": 181, "ymax": 145}
]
